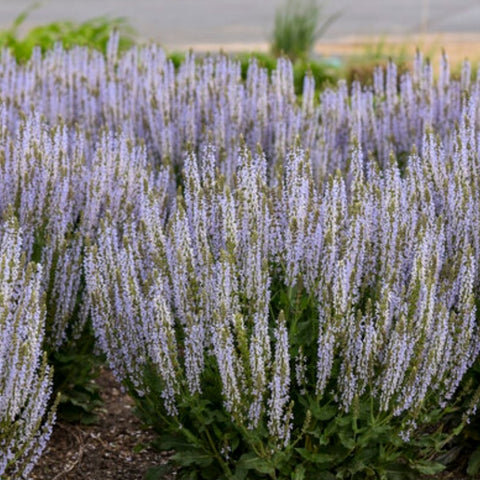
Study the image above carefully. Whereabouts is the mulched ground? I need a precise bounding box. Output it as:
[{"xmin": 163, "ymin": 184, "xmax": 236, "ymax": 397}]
[{"xmin": 31, "ymin": 369, "xmax": 175, "ymax": 480}]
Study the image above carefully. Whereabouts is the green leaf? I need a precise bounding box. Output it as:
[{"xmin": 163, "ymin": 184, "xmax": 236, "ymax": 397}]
[
  {"xmin": 338, "ymin": 431, "xmax": 356, "ymax": 450},
  {"xmin": 292, "ymin": 464, "xmax": 306, "ymax": 480},
  {"xmin": 410, "ymin": 460, "xmax": 446, "ymax": 476},
  {"xmin": 467, "ymin": 446, "xmax": 480, "ymax": 476},
  {"xmin": 305, "ymin": 429, "xmax": 329, "ymax": 445},
  {"xmin": 357, "ymin": 424, "xmax": 390, "ymax": 447},
  {"xmin": 156, "ymin": 434, "xmax": 199, "ymax": 452},
  {"xmin": 171, "ymin": 450, "xmax": 213, "ymax": 468},
  {"xmin": 385, "ymin": 463, "xmax": 418, "ymax": 480},
  {"xmin": 310, "ymin": 402, "xmax": 337, "ymax": 421},
  {"xmin": 324, "ymin": 420, "xmax": 338, "ymax": 437},
  {"xmin": 237, "ymin": 452, "xmax": 275, "ymax": 475},
  {"xmin": 143, "ymin": 465, "xmax": 175, "ymax": 480},
  {"xmin": 294, "ymin": 320, "xmax": 315, "ymax": 346},
  {"xmin": 295, "ymin": 448, "xmax": 333, "ymax": 464},
  {"xmin": 335, "ymin": 415, "xmax": 352, "ymax": 427},
  {"xmin": 316, "ymin": 473, "xmax": 336, "ymax": 480},
  {"xmin": 435, "ymin": 446, "xmax": 462, "ymax": 466},
  {"xmin": 231, "ymin": 467, "xmax": 248, "ymax": 480},
  {"xmin": 178, "ymin": 469, "xmax": 199, "ymax": 480},
  {"xmin": 354, "ymin": 447, "xmax": 379, "ymax": 466}
]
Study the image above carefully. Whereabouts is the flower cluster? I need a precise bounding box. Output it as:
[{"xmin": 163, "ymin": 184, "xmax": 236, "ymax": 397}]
[
  {"xmin": 2, "ymin": 38, "xmax": 480, "ymax": 475},
  {"xmin": 0, "ymin": 218, "xmax": 55, "ymax": 479},
  {"xmin": 86, "ymin": 137, "xmax": 480, "ymax": 438}
]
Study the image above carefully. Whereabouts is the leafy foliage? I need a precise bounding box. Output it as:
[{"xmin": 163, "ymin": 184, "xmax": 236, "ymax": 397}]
[
  {"xmin": 271, "ymin": 0, "xmax": 339, "ymax": 61},
  {"xmin": 51, "ymin": 328, "xmax": 104, "ymax": 425},
  {"xmin": 0, "ymin": 3, "xmax": 136, "ymax": 62}
]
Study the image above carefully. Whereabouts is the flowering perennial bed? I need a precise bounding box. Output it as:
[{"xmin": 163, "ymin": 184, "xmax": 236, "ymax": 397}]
[{"xmin": 1, "ymin": 35, "xmax": 480, "ymax": 479}]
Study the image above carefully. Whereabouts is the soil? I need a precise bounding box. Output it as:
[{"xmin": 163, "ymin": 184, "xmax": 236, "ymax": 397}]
[{"xmin": 31, "ymin": 368, "xmax": 175, "ymax": 480}]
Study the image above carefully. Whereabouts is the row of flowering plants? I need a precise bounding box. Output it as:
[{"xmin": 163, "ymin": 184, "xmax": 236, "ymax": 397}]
[
  {"xmin": 0, "ymin": 218, "xmax": 56, "ymax": 479},
  {"xmin": 1, "ymin": 35, "xmax": 480, "ymax": 478}
]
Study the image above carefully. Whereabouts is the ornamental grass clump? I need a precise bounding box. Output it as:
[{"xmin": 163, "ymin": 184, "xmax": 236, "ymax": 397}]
[{"xmin": 0, "ymin": 218, "xmax": 55, "ymax": 479}]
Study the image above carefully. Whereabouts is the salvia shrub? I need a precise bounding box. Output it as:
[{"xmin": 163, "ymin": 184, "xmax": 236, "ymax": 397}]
[
  {"xmin": 85, "ymin": 142, "xmax": 480, "ymax": 479},
  {"xmin": 1, "ymin": 35, "xmax": 480, "ymax": 477},
  {"xmin": 0, "ymin": 218, "xmax": 55, "ymax": 479}
]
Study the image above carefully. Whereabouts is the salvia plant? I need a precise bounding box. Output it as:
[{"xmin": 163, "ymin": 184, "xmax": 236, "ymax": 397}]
[
  {"xmin": 1, "ymin": 34, "xmax": 480, "ymax": 477},
  {"xmin": 85, "ymin": 141, "xmax": 480, "ymax": 479},
  {"xmin": 0, "ymin": 218, "xmax": 55, "ymax": 479}
]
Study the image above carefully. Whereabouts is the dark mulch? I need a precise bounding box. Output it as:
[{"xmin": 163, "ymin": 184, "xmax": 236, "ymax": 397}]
[{"xmin": 31, "ymin": 368, "xmax": 174, "ymax": 480}]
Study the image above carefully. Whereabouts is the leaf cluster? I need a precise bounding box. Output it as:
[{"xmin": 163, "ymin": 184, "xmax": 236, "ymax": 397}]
[
  {"xmin": 51, "ymin": 328, "xmax": 104, "ymax": 425},
  {"xmin": 0, "ymin": 3, "xmax": 136, "ymax": 62}
]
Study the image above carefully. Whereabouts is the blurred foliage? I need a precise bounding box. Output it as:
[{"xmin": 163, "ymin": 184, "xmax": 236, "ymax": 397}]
[
  {"xmin": 167, "ymin": 51, "xmax": 187, "ymax": 70},
  {"xmin": 271, "ymin": 0, "xmax": 340, "ymax": 62},
  {"xmin": 235, "ymin": 51, "xmax": 338, "ymax": 96},
  {"xmin": 341, "ymin": 39, "xmax": 408, "ymax": 85},
  {"xmin": 292, "ymin": 59, "xmax": 338, "ymax": 93},
  {"xmin": 0, "ymin": 3, "xmax": 136, "ymax": 62}
]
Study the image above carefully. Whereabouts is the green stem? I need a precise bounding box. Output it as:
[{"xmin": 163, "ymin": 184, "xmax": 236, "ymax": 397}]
[{"xmin": 204, "ymin": 425, "xmax": 233, "ymax": 477}]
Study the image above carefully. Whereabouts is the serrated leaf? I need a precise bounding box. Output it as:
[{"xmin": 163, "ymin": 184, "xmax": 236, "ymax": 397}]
[{"xmin": 467, "ymin": 446, "xmax": 480, "ymax": 476}]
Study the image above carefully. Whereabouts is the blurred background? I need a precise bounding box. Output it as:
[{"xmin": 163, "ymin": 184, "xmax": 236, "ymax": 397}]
[
  {"xmin": 1, "ymin": 0, "xmax": 480, "ymax": 47},
  {"xmin": 1, "ymin": 0, "xmax": 479, "ymax": 85}
]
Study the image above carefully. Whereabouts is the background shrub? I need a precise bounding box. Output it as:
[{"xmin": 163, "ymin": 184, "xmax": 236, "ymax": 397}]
[
  {"xmin": 271, "ymin": 0, "xmax": 339, "ymax": 61},
  {"xmin": 0, "ymin": 4, "xmax": 135, "ymax": 62}
]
